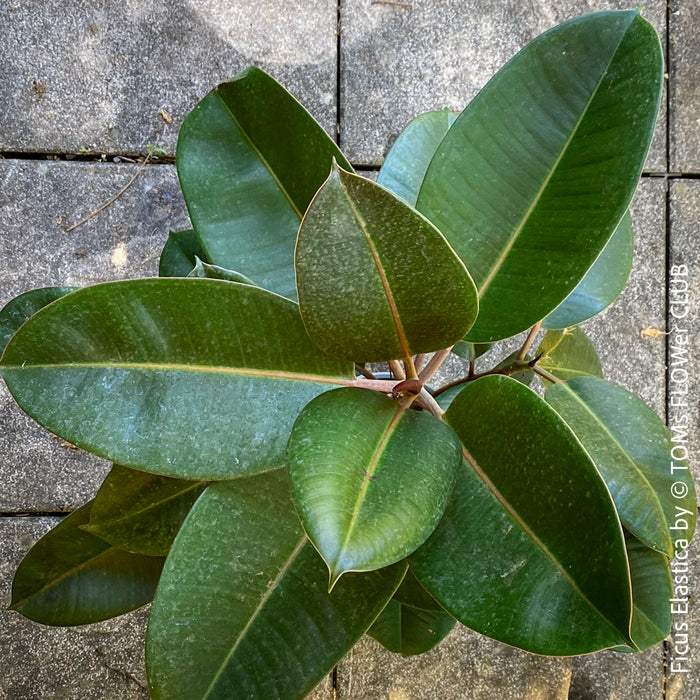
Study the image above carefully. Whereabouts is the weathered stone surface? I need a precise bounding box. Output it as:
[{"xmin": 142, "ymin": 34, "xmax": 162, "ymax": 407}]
[
  {"xmin": 0, "ymin": 0, "xmax": 338, "ymax": 156},
  {"xmin": 340, "ymin": 0, "xmax": 666, "ymax": 171},
  {"xmin": 0, "ymin": 160, "xmax": 190, "ymax": 511},
  {"xmin": 670, "ymin": 3, "xmax": 700, "ymax": 172},
  {"xmin": 336, "ymin": 627, "xmax": 571, "ymax": 699},
  {"xmin": 568, "ymin": 649, "xmax": 663, "ymax": 700},
  {"xmin": 669, "ymin": 179, "xmax": 700, "ymax": 491}
]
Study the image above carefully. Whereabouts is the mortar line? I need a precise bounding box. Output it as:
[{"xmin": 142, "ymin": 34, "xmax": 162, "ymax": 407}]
[
  {"xmin": 335, "ymin": 0, "xmax": 343, "ymax": 150},
  {"xmin": 0, "ymin": 151, "xmax": 174, "ymax": 164},
  {"xmin": 334, "ymin": 2, "xmax": 343, "ymax": 693},
  {"xmin": 662, "ymin": 2, "xmax": 672, "ymax": 698}
]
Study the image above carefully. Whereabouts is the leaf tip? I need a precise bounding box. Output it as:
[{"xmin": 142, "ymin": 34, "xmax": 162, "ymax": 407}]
[{"xmin": 327, "ymin": 568, "xmax": 345, "ymax": 593}]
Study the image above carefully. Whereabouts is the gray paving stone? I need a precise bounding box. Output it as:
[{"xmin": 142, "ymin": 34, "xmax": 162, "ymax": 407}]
[
  {"xmin": 336, "ymin": 627, "xmax": 571, "ymax": 699},
  {"xmin": 567, "ymin": 648, "xmax": 663, "ymax": 700},
  {"xmin": 669, "ymin": 3, "xmax": 700, "ymax": 172},
  {"xmin": 340, "ymin": 0, "xmax": 666, "ymax": 171},
  {"xmin": 0, "ymin": 517, "xmax": 150, "ymax": 700},
  {"xmin": 0, "ymin": 0, "xmax": 338, "ymax": 156},
  {"xmin": 0, "ymin": 160, "xmax": 190, "ymax": 511},
  {"xmin": 669, "ymin": 179, "xmax": 700, "ymax": 492}
]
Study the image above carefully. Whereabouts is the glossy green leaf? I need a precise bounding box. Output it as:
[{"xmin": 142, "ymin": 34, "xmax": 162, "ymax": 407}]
[
  {"xmin": 377, "ymin": 109, "xmax": 458, "ymax": 205},
  {"xmin": 187, "ymin": 257, "xmax": 255, "ymax": 285},
  {"xmin": 85, "ymin": 464, "xmax": 207, "ymax": 556},
  {"xmin": 288, "ymin": 387, "xmax": 461, "ymax": 584},
  {"xmin": 623, "ymin": 530, "xmax": 672, "ymax": 650},
  {"xmin": 537, "ymin": 327, "xmax": 603, "ymax": 382},
  {"xmin": 158, "ymin": 229, "xmax": 207, "ymax": 277},
  {"xmin": 296, "ymin": 165, "xmax": 478, "ymax": 361},
  {"xmin": 393, "ymin": 568, "xmax": 444, "ymax": 612},
  {"xmin": 544, "ymin": 211, "xmax": 634, "ymax": 329},
  {"xmin": 451, "ymin": 340, "xmax": 492, "ymax": 362},
  {"xmin": 0, "ymin": 286, "xmax": 77, "ymax": 356},
  {"xmin": 417, "ymin": 11, "xmax": 662, "ymax": 342},
  {"xmin": 10, "ymin": 502, "xmax": 164, "ymax": 626},
  {"xmin": 368, "ymin": 599, "xmax": 455, "ymax": 657},
  {"xmin": 545, "ymin": 377, "xmax": 697, "ymax": 557},
  {"xmin": 411, "ymin": 375, "xmax": 634, "ymax": 655},
  {"xmin": 146, "ymin": 470, "xmax": 405, "ymax": 700},
  {"xmin": 178, "ymin": 66, "xmax": 353, "ymax": 300},
  {"xmin": 0, "ymin": 279, "xmax": 353, "ymax": 480}
]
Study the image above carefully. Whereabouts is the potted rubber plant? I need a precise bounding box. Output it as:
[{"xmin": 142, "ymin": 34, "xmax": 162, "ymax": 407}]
[{"xmin": 2, "ymin": 9, "xmax": 695, "ymax": 699}]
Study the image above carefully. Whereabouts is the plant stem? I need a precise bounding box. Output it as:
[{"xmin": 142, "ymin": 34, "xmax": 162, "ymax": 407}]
[
  {"xmin": 414, "ymin": 353, "xmax": 426, "ymax": 372},
  {"xmin": 531, "ymin": 365, "xmax": 561, "ymax": 384},
  {"xmin": 432, "ymin": 358, "xmax": 533, "ymax": 398},
  {"xmin": 415, "ymin": 388, "xmax": 443, "ymax": 419},
  {"xmin": 389, "ymin": 359, "xmax": 406, "ymax": 380},
  {"xmin": 404, "ymin": 354, "xmax": 419, "ymax": 380},
  {"xmin": 516, "ymin": 321, "xmax": 542, "ymax": 361},
  {"xmin": 348, "ymin": 377, "xmax": 398, "ymax": 392},
  {"xmin": 419, "ymin": 347, "xmax": 453, "ymax": 384},
  {"xmin": 355, "ymin": 364, "xmax": 376, "ymax": 380}
]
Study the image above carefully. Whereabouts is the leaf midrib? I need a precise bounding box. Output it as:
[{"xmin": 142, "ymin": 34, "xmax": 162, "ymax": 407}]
[
  {"xmin": 332, "ymin": 405, "xmax": 406, "ymax": 576},
  {"xmin": 215, "ymin": 90, "xmax": 303, "ymax": 220},
  {"xmin": 201, "ymin": 536, "xmax": 308, "ymax": 700},
  {"xmin": 477, "ymin": 20, "xmax": 633, "ymax": 299},
  {"xmin": 90, "ymin": 481, "xmax": 205, "ymax": 531},
  {"xmin": 338, "ymin": 174, "xmax": 412, "ymax": 360},
  {"xmin": 11, "ymin": 543, "xmax": 121, "ymax": 610},
  {"xmin": 1, "ymin": 361, "xmax": 352, "ymax": 386},
  {"xmin": 460, "ymin": 445, "xmax": 631, "ymax": 643}
]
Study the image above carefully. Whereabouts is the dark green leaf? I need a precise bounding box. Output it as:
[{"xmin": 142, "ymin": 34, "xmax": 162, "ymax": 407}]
[
  {"xmin": 187, "ymin": 257, "xmax": 255, "ymax": 285},
  {"xmin": 85, "ymin": 464, "xmax": 207, "ymax": 556},
  {"xmin": 417, "ymin": 12, "xmax": 662, "ymax": 342},
  {"xmin": 368, "ymin": 599, "xmax": 455, "ymax": 657},
  {"xmin": 0, "ymin": 286, "xmax": 76, "ymax": 356},
  {"xmin": 544, "ymin": 211, "xmax": 634, "ymax": 329},
  {"xmin": 177, "ymin": 67, "xmax": 353, "ymax": 299},
  {"xmin": 146, "ymin": 471, "xmax": 405, "ymax": 700},
  {"xmin": 537, "ymin": 327, "xmax": 603, "ymax": 382},
  {"xmin": 287, "ymin": 387, "xmax": 461, "ymax": 584},
  {"xmin": 411, "ymin": 375, "xmax": 634, "ymax": 655},
  {"xmin": 10, "ymin": 502, "xmax": 164, "ymax": 626},
  {"xmin": 377, "ymin": 109, "xmax": 458, "ymax": 206},
  {"xmin": 0, "ymin": 279, "xmax": 353, "ymax": 480},
  {"xmin": 624, "ymin": 530, "xmax": 672, "ymax": 650},
  {"xmin": 545, "ymin": 377, "xmax": 697, "ymax": 557},
  {"xmin": 451, "ymin": 340, "xmax": 492, "ymax": 362},
  {"xmin": 393, "ymin": 568, "xmax": 444, "ymax": 612},
  {"xmin": 158, "ymin": 229, "xmax": 207, "ymax": 277},
  {"xmin": 296, "ymin": 165, "xmax": 478, "ymax": 361}
]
